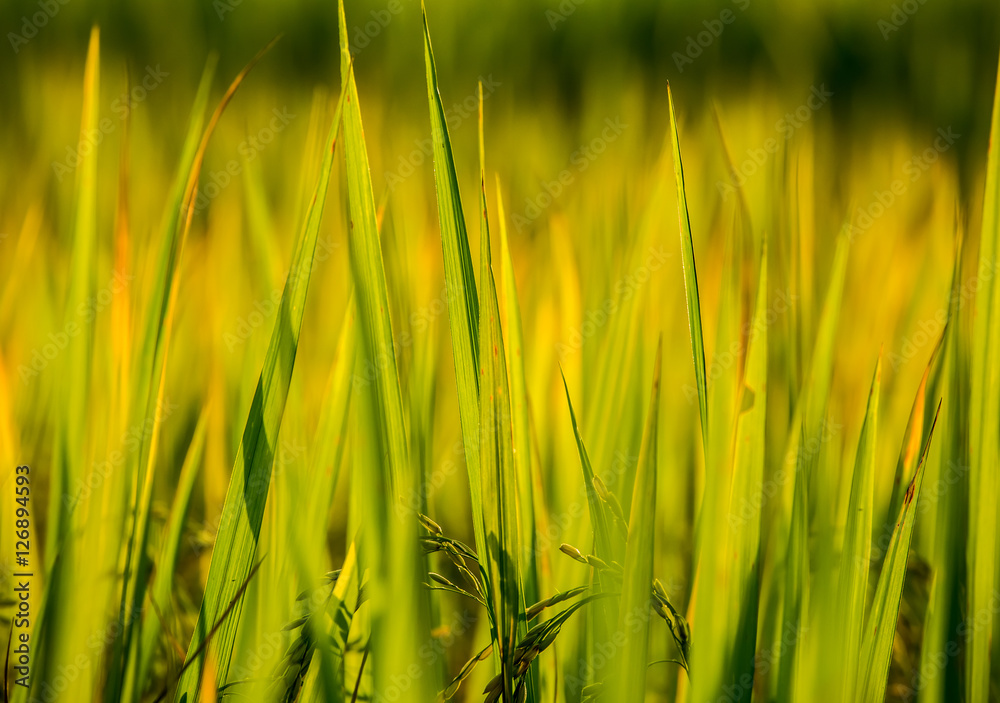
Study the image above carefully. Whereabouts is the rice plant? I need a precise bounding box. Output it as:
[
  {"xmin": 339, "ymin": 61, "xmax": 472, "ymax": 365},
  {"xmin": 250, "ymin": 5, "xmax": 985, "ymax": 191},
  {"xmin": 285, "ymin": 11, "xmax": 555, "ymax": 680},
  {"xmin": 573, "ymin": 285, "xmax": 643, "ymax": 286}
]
[{"xmin": 1, "ymin": 1, "xmax": 999, "ymax": 702}]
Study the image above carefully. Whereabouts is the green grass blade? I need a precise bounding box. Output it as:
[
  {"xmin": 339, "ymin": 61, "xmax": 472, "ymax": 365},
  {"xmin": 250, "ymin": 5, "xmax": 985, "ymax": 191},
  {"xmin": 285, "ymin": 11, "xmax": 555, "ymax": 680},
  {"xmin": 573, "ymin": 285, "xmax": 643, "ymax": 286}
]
[
  {"xmin": 777, "ymin": 466, "xmax": 809, "ymax": 702},
  {"xmin": 612, "ymin": 340, "xmax": 661, "ymax": 703},
  {"xmin": 297, "ymin": 541, "xmax": 360, "ymax": 703},
  {"xmin": 966, "ymin": 50, "xmax": 1000, "ymax": 703},
  {"xmin": 689, "ymin": 203, "xmax": 742, "ymax": 703},
  {"xmin": 119, "ymin": 43, "xmax": 275, "ymax": 699},
  {"xmin": 477, "ymin": 118, "xmax": 529, "ymax": 698},
  {"xmin": 560, "ymin": 373, "xmax": 613, "ymax": 562},
  {"xmin": 559, "ymin": 368, "xmax": 617, "ymax": 690},
  {"xmin": 60, "ymin": 24, "xmax": 100, "ymax": 539},
  {"xmin": 337, "ymin": 2, "xmax": 436, "ymax": 700},
  {"xmin": 172, "ymin": 70, "xmax": 350, "ymax": 703},
  {"xmin": 766, "ymin": 229, "xmax": 848, "ymax": 700},
  {"xmin": 727, "ymin": 243, "xmax": 768, "ymax": 698},
  {"xmin": 835, "ymin": 354, "xmax": 881, "ymax": 701},
  {"xmin": 495, "ymin": 177, "xmax": 539, "ymax": 610},
  {"xmin": 489, "ymin": 104, "xmax": 540, "ymax": 700},
  {"xmin": 918, "ymin": 234, "xmax": 969, "ymax": 703},
  {"xmin": 338, "ymin": 6, "xmax": 408, "ymax": 497},
  {"xmin": 884, "ymin": 351, "xmax": 937, "ymax": 537},
  {"xmin": 667, "ymin": 84, "xmax": 708, "ymax": 452},
  {"xmin": 135, "ymin": 409, "xmax": 210, "ymax": 691},
  {"xmin": 304, "ymin": 305, "xmax": 355, "ymax": 540},
  {"xmin": 857, "ymin": 404, "xmax": 941, "ymax": 702},
  {"xmin": 422, "ymin": 4, "xmax": 486, "ymax": 564},
  {"xmin": 108, "ymin": 61, "xmax": 217, "ymax": 700},
  {"xmin": 801, "ymin": 230, "xmax": 850, "ymax": 446},
  {"xmin": 32, "ymin": 28, "xmax": 99, "ymax": 699}
]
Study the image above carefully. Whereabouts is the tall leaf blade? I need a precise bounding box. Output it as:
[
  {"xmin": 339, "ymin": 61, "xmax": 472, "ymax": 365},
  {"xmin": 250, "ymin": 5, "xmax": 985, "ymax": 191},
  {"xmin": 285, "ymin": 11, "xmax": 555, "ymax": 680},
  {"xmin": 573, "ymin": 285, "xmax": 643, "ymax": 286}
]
[
  {"xmin": 835, "ymin": 354, "xmax": 881, "ymax": 701},
  {"xmin": 966, "ymin": 49, "xmax": 1000, "ymax": 703},
  {"xmin": 172, "ymin": 72, "xmax": 349, "ymax": 703},
  {"xmin": 764, "ymin": 229, "xmax": 849, "ymax": 700},
  {"xmin": 304, "ymin": 305, "xmax": 355, "ymax": 539},
  {"xmin": 726, "ymin": 244, "xmax": 768, "ymax": 698},
  {"xmin": 34, "ymin": 28, "xmax": 99, "ymax": 699},
  {"xmin": 689, "ymin": 203, "xmax": 742, "ymax": 703},
  {"xmin": 134, "ymin": 410, "xmax": 210, "ymax": 691},
  {"xmin": 62, "ymin": 24, "xmax": 100, "ymax": 530},
  {"xmin": 918, "ymin": 236, "xmax": 968, "ymax": 703},
  {"xmin": 120, "ymin": 43, "xmax": 276, "ymax": 698},
  {"xmin": 422, "ymin": 5, "xmax": 486, "ymax": 563},
  {"xmin": 667, "ymin": 84, "xmax": 708, "ymax": 451},
  {"xmin": 857, "ymin": 406, "xmax": 941, "ymax": 702},
  {"xmin": 613, "ymin": 340, "xmax": 661, "ymax": 703},
  {"xmin": 338, "ymin": 9, "xmax": 408, "ymax": 496},
  {"xmin": 560, "ymin": 373, "xmax": 613, "ymax": 563},
  {"xmin": 478, "ymin": 128, "xmax": 528, "ymax": 699},
  {"xmin": 337, "ymin": 2, "xmax": 436, "ymax": 701},
  {"xmin": 496, "ymin": 178, "xmax": 540, "ymax": 612},
  {"xmin": 485, "ymin": 98, "xmax": 538, "ymax": 700}
]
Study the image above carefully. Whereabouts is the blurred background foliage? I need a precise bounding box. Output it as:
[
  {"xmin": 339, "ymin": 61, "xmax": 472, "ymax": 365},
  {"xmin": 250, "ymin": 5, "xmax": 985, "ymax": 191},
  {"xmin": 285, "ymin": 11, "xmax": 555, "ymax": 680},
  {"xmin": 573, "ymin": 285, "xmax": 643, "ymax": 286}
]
[{"xmin": 2, "ymin": 0, "xmax": 1000, "ymax": 184}]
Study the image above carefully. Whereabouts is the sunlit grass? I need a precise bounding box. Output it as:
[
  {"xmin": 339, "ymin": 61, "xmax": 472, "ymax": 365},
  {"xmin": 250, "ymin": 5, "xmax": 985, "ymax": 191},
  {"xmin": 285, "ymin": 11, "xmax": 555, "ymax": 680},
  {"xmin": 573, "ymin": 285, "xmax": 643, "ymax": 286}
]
[{"xmin": 0, "ymin": 5, "xmax": 998, "ymax": 703}]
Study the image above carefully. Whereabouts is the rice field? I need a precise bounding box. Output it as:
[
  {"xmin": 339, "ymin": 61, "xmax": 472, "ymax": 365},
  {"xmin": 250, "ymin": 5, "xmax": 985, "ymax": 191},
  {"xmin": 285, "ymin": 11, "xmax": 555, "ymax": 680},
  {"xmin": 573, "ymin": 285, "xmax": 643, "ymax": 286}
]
[{"xmin": 1, "ymin": 1, "xmax": 999, "ymax": 702}]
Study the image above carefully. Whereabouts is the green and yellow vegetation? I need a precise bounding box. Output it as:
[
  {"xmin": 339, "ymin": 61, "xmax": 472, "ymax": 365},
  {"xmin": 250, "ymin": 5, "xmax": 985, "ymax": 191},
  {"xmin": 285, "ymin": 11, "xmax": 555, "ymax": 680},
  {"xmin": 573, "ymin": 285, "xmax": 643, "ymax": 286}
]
[{"xmin": 1, "ymin": 1, "xmax": 999, "ymax": 702}]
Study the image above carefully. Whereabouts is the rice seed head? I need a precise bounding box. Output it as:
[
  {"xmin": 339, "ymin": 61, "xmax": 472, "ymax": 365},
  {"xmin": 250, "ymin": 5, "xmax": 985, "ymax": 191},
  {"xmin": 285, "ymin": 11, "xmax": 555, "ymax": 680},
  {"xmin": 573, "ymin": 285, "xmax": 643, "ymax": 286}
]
[
  {"xmin": 525, "ymin": 585, "xmax": 587, "ymax": 619},
  {"xmin": 560, "ymin": 543, "xmax": 587, "ymax": 563},
  {"xmin": 428, "ymin": 571, "xmax": 452, "ymax": 587},
  {"xmin": 282, "ymin": 616, "xmax": 309, "ymax": 631},
  {"xmin": 584, "ymin": 554, "xmax": 611, "ymax": 572},
  {"xmin": 419, "ymin": 513, "xmax": 444, "ymax": 535},
  {"xmin": 483, "ymin": 672, "xmax": 503, "ymax": 696},
  {"xmin": 593, "ymin": 475, "xmax": 627, "ymax": 525}
]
